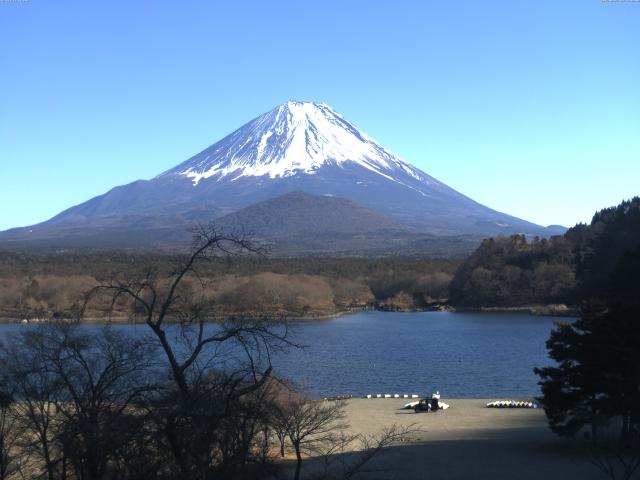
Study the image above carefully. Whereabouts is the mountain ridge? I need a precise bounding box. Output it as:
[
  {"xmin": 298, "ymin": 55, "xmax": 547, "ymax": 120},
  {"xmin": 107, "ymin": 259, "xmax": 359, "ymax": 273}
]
[
  {"xmin": 215, "ymin": 191, "xmax": 409, "ymax": 237},
  {"xmin": 0, "ymin": 100, "xmax": 566, "ymax": 252}
]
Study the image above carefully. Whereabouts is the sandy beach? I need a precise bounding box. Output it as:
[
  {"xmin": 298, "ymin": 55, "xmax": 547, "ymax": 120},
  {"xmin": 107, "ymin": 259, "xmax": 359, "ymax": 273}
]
[{"xmin": 335, "ymin": 398, "xmax": 602, "ymax": 479}]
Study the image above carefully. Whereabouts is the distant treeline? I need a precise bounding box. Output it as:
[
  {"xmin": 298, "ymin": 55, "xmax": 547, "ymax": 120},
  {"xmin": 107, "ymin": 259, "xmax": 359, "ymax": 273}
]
[
  {"xmin": 0, "ymin": 254, "xmax": 459, "ymax": 320},
  {"xmin": 449, "ymin": 197, "xmax": 640, "ymax": 308}
]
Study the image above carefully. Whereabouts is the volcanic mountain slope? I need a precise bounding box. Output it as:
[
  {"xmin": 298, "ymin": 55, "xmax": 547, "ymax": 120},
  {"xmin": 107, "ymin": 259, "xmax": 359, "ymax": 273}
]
[
  {"xmin": 0, "ymin": 100, "xmax": 564, "ymax": 251},
  {"xmin": 211, "ymin": 191, "xmax": 480, "ymax": 257},
  {"xmin": 213, "ymin": 191, "xmax": 422, "ymax": 256},
  {"xmin": 215, "ymin": 191, "xmax": 406, "ymax": 237}
]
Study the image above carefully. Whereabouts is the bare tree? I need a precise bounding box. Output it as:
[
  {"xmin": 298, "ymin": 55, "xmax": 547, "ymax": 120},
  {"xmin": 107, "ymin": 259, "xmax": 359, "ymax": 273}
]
[
  {"xmin": 270, "ymin": 395, "xmax": 347, "ymax": 480},
  {"xmin": 40, "ymin": 324, "xmax": 158, "ymax": 480},
  {"xmin": 1, "ymin": 331, "xmax": 66, "ymax": 480},
  {"xmin": 0, "ymin": 391, "xmax": 19, "ymax": 480},
  {"xmin": 1, "ymin": 323, "xmax": 161, "ymax": 480},
  {"xmin": 83, "ymin": 225, "xmax": 294, "ymax": 479},
  {"xmin": 263, "ymin": 378, "xmax": 299, "ymax": 459}
]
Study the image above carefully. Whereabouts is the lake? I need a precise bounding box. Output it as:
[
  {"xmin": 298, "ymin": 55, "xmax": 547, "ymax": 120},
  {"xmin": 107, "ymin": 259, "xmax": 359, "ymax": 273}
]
[{"xmin": 0, "ymin": 311, "xmax": 560, "ymax": 399}]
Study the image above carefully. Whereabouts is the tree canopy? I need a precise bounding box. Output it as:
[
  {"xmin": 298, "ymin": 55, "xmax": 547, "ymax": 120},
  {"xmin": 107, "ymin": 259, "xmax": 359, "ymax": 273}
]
[{"xmin": 450, "ymin": 197, "xmax": 640, "ymax": 308}]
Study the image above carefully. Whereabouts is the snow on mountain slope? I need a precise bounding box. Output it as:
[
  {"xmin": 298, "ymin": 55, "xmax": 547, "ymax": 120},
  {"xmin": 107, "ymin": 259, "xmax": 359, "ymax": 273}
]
[{"xmin": 159, "ymin": 100, "xmax": 440, "ymax": 195}]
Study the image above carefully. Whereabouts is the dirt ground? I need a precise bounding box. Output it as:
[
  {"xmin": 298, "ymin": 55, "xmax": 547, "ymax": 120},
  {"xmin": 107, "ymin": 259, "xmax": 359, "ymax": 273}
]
[{"xmin": 335, "ymin": 398, "xmax": 604, "ymax": 480}]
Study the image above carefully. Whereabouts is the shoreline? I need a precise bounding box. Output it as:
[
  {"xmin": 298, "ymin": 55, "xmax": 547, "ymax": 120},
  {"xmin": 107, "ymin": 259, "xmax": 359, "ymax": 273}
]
[
  {"xmin": 0, "ymin": 308, "xmax": 364, "ymax": 325},
  {"xmin": 453, "ymin": 304, "xmax": 579, "ymax": 317},
  {"xmin": 0, "ymin": 303, "xmax": 578, "ymax": 325}
]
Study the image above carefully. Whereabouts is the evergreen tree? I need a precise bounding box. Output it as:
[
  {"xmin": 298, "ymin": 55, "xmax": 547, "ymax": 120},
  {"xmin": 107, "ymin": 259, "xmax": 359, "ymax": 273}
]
[
  {"xmin": 534, "ymin": 302, "xmax": 609, "ymax": 439},
  {"xmin": 535, "ymin": 247, "xmax": 640, "ymax": 442}
]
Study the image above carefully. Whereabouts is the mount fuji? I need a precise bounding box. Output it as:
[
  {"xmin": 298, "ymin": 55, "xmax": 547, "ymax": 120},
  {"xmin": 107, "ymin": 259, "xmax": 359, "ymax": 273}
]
[{"xmin": 0, "ymin": 100, "xmax": 564, "ymax": 253}]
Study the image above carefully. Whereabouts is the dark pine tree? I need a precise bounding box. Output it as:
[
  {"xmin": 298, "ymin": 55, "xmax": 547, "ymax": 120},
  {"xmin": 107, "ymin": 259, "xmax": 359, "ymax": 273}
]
[
  {"xmin": 535, "ymin": 245, "xmax": 640, "ymax": 443},
  {"xmin": 534, "ymin": 302, "xmax": 610, "ymax": 440}
]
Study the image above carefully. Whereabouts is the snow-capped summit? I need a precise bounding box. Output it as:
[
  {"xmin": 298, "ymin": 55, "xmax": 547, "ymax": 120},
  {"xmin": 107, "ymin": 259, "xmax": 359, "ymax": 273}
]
[{"xmin": 160, "ymin": 100, "xmax": 436, "ymax": 192}]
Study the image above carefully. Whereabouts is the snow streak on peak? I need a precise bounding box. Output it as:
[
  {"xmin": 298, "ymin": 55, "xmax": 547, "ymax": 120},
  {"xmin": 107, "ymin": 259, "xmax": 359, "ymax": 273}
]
[{"xmin": 161, "ymin": 101, "xmax": 434, "ymax": 188}]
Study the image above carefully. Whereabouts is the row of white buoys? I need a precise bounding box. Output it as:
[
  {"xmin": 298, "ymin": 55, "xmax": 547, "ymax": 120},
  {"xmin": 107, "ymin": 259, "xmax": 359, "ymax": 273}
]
[
  {"xmin": 366, "ymin": 394, "xmax": 421, "ymax": 399},
  {"xmin": 486, "ymin": 400, "xmax": 538, "ymax": 409}
]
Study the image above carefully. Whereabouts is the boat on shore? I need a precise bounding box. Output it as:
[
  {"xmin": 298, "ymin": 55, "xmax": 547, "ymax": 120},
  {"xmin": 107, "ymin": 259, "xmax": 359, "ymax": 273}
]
[{"xmin": 402, "ymin": 399, "xmax": 450, "ymax": 411}]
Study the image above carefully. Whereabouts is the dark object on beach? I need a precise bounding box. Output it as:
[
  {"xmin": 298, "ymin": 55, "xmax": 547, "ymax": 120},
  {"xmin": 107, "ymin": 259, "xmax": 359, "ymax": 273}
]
[{"xmin": 414, "ymin": 398, "xmax": 440, "ymax": 413}]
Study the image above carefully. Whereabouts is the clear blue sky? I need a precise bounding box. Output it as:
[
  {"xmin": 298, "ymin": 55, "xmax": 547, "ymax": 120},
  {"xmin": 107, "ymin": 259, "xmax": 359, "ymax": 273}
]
[{"xmin": 1, "ymin": 0, "xmax": 638, "ymax": 230}]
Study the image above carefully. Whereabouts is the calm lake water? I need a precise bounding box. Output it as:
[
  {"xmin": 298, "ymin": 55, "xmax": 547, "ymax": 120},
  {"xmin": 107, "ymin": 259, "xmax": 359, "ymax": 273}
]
[{"xmin": 0, "ymin": 311, "xmax": 560, "ymax": 399}]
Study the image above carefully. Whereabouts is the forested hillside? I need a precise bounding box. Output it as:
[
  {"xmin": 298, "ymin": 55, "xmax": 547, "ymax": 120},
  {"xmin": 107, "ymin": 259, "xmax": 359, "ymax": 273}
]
[
  {"xmin": 0, "ymin": 254, "xmax": 458, "ymax": 320},
  {"xmin": 450, "ymin": 197, "xmax": 640, "ymax": 308},
  {"xmin": 448, "ymin": 235, "xmax": 575, "ymax": 307}
]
